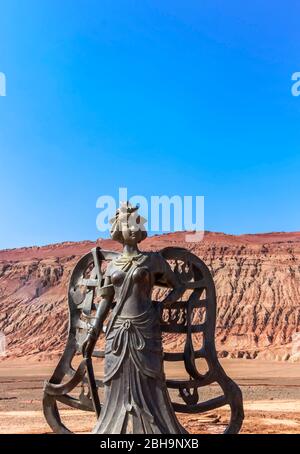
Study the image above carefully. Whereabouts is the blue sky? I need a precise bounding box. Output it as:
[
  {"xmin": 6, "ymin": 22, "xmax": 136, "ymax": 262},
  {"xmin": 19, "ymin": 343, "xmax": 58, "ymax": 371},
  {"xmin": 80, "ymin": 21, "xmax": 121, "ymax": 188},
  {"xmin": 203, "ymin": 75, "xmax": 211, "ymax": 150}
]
[{"xmin": 0, "ymin": 1, "xmax": 299, "ymax": 249}]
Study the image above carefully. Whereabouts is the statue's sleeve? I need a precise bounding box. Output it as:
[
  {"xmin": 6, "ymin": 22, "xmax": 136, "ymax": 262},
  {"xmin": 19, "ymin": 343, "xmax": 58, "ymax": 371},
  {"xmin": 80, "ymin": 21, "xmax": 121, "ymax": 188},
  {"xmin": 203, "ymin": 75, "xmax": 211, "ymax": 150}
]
[
  {"xmin": 154, "ymin": 252, "xmax": 173, "ymax": 281},
  {"xmin": 104, "ymin": 261, "xmax": 114, "ymax": 277},
  {"xmin": 100, "ymin": 262, "xmax": 114, "ymax": 298}
]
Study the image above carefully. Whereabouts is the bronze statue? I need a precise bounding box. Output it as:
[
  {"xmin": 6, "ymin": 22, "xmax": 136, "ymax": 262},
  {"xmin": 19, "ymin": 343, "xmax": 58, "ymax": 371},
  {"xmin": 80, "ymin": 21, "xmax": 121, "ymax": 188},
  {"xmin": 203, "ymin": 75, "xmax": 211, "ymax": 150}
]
[{"xmin": 43, "ymin": 202, "xmax": 244, "ymax": 434}]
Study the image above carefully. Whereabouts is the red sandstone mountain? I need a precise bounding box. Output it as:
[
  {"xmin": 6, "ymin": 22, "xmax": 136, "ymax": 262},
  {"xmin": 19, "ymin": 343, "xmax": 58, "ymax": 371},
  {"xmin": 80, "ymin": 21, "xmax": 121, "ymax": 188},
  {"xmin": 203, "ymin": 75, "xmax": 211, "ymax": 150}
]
[{"xmin": 0, "ymin": 231, "xmax": 300, "ymax": 361}]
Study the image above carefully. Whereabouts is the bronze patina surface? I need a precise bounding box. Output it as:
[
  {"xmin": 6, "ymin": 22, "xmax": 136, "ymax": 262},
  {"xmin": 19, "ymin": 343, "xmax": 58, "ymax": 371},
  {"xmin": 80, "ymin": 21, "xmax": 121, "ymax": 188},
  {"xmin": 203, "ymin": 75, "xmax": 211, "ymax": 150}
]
[{"xmin": 43, "ymin": 203, "xmax": 244, "ymax": 434}]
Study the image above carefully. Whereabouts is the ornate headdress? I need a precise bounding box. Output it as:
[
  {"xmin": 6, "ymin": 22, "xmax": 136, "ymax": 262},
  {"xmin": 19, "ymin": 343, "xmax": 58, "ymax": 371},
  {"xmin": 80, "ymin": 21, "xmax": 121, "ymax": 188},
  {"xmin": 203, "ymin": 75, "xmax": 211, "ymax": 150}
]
[{"xmin": 109, "ymin": 202, "xmax": 147, "ymax": 234}]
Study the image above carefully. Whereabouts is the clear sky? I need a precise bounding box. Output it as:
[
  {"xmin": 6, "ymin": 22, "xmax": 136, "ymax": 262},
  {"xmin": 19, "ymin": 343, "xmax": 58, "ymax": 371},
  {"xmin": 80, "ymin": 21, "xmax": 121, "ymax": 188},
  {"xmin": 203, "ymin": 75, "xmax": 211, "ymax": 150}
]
[{"xmin": 0, "ymin": 1, "xmax": 299, "ymax": 249}]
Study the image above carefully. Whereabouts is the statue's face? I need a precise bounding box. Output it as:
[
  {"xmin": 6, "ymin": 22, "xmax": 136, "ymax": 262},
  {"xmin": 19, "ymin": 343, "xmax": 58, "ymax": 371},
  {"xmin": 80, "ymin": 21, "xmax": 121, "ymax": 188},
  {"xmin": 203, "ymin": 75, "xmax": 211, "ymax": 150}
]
[{"xmin": 120, "ymin": 222, "xmax": 143, "ymax": 246}]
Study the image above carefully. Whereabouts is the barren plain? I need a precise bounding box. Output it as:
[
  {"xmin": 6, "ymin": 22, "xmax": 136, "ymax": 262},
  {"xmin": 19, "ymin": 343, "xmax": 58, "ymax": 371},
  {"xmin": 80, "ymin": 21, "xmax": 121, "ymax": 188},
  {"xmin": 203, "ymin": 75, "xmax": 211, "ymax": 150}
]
[{"xmin": 1, "ymin": 231, "xmax": 300, "ymax": 433}]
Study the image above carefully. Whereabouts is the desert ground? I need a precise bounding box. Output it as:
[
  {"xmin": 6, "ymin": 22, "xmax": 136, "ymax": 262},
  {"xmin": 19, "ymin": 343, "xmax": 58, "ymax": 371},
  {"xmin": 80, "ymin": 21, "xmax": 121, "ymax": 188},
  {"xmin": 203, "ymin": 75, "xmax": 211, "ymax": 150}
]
[
  {"xmin": 1, "ymin": 231, "xmax": 300, "ymax": 434},
  {"xmin": 0, "ymin": 358, "xmax": 300, "ymax": 434}
]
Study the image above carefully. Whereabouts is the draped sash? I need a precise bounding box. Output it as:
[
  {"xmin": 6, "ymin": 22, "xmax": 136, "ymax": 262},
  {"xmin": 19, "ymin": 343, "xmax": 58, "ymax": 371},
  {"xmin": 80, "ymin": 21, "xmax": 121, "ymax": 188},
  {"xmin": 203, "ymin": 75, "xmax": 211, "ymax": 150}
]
[{"xmin": 103, "ymin": 254, "xmax": 163, "ymax": 383}]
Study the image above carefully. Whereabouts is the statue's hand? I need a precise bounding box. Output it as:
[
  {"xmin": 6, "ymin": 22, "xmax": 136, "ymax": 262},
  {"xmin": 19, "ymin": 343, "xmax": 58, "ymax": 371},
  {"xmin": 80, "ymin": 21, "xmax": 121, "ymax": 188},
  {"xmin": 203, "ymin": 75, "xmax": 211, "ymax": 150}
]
[{"xmin": 82, "ymin": 324, "xmax": 102, "ymax": 358}]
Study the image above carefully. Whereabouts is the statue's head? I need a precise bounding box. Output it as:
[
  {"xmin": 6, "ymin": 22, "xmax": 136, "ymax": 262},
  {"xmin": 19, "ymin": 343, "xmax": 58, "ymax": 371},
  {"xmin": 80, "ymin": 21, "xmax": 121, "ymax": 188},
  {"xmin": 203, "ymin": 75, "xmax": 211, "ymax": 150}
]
[{"xmin": 109, "ymin": 202, "xmax": 147, "ymax": 246}]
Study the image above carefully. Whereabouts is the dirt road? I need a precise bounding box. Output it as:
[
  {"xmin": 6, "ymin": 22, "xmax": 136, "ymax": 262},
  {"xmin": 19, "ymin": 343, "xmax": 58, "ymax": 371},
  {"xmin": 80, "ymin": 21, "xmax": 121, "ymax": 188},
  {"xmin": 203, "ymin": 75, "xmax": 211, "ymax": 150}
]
[{"xmin": 0, "ymin": 358, "xmax": 299, "ymax": 434}]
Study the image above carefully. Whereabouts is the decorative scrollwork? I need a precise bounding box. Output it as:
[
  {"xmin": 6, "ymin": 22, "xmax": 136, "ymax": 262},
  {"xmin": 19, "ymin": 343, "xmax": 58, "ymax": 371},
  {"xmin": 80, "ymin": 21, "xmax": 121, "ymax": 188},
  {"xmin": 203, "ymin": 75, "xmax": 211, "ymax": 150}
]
[
  {"xmin": 159, "ymin": 247, "xmax": 244, "ymax": 434},
  {"xmin": 43, "ymin": 246, "xmax": 244, "ymax": 434}
]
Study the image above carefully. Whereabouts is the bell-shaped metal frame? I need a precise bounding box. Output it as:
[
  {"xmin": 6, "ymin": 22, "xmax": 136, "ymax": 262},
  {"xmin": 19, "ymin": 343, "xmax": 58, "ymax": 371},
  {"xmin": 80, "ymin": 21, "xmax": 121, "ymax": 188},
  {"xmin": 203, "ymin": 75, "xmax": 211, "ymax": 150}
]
[{"xmin": 43, "ymin": 246, "xmax": 244, "ymax": 434}]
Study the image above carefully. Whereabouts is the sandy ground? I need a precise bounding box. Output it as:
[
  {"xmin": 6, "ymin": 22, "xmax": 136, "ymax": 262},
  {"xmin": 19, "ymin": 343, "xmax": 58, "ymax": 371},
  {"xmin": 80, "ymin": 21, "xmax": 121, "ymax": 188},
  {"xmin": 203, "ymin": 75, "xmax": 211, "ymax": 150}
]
[{"xmin": 0, "ymin": 358, "xmax": 300, "ymax": 434}]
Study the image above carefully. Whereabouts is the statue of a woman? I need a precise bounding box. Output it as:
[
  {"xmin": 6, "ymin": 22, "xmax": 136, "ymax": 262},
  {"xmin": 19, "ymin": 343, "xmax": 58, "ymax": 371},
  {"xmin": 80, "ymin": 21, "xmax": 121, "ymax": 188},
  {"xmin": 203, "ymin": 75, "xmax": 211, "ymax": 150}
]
[
  {"xmin": 43, "ymin": 202, "xmax": 244, "ymax": 435},
  {"xmin": 83, "ymin": 202, "xmax": 186, "ymax": 434}
]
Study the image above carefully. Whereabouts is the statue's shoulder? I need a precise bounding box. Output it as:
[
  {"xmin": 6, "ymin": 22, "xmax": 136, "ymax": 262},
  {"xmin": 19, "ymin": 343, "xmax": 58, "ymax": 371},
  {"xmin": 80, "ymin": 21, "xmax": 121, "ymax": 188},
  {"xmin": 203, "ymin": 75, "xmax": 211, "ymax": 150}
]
[
  {"xmin": 104, "ymin": 259, "xmax": 117, "ymax": 277},
  {"xmin": 143, "ymin": 250, "xmax": 163, "ymax": 261},
  {"xmin": 144, "ymin": 250, "xmax": 168, "ymax": 273}
]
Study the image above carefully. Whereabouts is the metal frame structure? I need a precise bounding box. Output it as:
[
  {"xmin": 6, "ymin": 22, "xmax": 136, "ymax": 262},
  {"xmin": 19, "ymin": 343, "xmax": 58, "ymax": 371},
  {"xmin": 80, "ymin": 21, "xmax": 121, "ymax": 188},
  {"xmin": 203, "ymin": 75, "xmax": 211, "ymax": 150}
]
[{"xmin": 43, "ymin": 246, "xmax": 244, "ymax": 434}]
